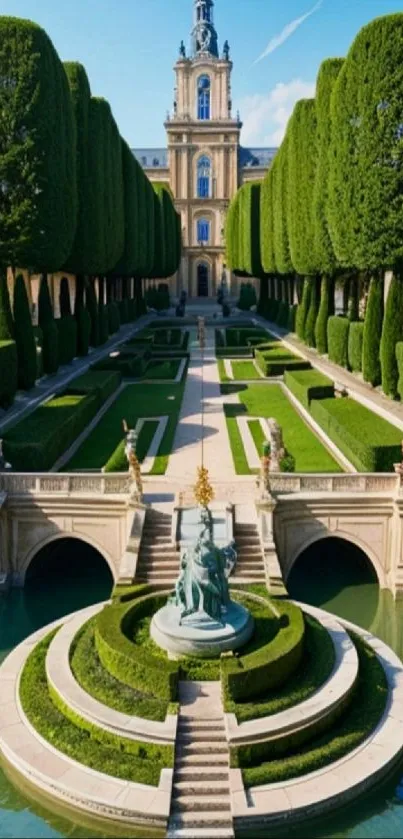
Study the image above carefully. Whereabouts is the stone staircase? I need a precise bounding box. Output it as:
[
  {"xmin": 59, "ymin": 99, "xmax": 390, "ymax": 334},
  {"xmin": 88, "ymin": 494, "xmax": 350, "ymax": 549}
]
[
  {"xmin": 231, "ymin": 520, "xmax": 266, "ymax": 584},
  {"xmin": 135, "ymin": 508, "xmax": 179, "ymax": 588},
  {"xmin": 167, "ymin": 682, "xmax": 234, "ymax": 839}
]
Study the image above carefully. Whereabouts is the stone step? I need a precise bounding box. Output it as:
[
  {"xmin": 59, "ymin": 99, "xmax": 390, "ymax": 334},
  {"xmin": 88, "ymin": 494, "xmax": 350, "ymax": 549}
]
[
  {"xmin": 177, "ymin": 742, "xmax": 228, "ymax": 755},
  {"xmin": 178, "ymin": 731, "xmax": 227, "ymax": 743},
  {"xmin": 172, "ymin": 796, "xmax": 231, "ymax": 813},
  {"xmin": 178, "ymin": 721, "xmax": 225, "ymax": 732},
  {"xmin": 233, "ymin": 568, "xmax": 264, "ymax": 577},
  {"xmin": 135, "ymin": 577, "xmax": 176, "ymax": 588},
  {"xmin": 235, "ymin": 536, "xmax": 260, "ymax": 544},
  {"xmin": 166, "ymin": 827, "xmax": 234, "ymax": 839},
  {"xmin": 235, "ymin": 559, "xmax": 263, "ymax": 568},
  {"xmin": 176, "ymin": 752, "xmax": 229, "ymax": 766},
  {"xmin": 174, "ymin": 767, "xmax": 230, "ymax": 782},
  {"xmin": 173, "ymin": 781, "xmax": 230, "ymax": 795},
  {"xmin": 142, "ymin": 532, "xmax": 172, "ymax": 541},
  {"xmin": 168, "ymin": 813, "xmax": 233, "ymax": 829},
  {"xmin": 231, "ymin": 576, "xmax": 265, "ymax": 585},
  {"xmin": 137, "ymin": 560, "xmax": 179, "ymax": 570},
  {"xmin": 140, "ymin": 545, "xmax": 177, "ymax": 555}
]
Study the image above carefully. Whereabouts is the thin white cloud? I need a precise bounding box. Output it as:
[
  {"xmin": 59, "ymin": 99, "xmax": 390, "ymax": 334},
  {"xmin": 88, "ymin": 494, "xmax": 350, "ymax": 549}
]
[
  {"xmin": 253, "ymin": 1, "xmax": 323, "ymax": 65},
  {"xmin": 237, "ymin": 79, "xmax": 316, "ymax": 146}
]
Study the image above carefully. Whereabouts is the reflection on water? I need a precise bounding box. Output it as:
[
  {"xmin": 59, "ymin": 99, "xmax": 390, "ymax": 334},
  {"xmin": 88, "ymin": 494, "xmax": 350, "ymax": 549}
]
[{"xmin": 1, "ymin": 537, "xmax": 403, "ymax": 837}]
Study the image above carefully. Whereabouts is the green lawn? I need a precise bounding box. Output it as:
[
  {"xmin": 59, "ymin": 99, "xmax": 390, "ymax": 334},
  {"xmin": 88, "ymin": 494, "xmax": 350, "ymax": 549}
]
[
  {"xmin": 223, "ymin": 383, "xmax": 342, "ymax": 474},
  {"xmin": 231, "ymin": 361, "xmax": 262, "ymax": 380},
  {"xmin": 64, "ymin": 382, "xmax": 185, "ymax": 474}
]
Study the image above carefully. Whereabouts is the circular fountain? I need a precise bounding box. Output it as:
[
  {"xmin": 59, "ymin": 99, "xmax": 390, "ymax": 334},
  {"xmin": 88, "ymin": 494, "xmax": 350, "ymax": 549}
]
[{"xmin": 151, "ymin": 507, "xmax": 254, "ymax": 657}]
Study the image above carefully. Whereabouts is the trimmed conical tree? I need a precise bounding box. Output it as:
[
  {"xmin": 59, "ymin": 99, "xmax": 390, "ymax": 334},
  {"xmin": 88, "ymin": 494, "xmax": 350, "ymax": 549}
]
[
  {"xmin": 0, "ymin": 273, "xmax": 14, "ymax": 340},
  {"xmin": 304, "ymin": 278, "xmax": 320, "ymax": 347},
  {"xmin": 380, "ymin": 275, "xmax": 403, "ymax": 398},
  {"xmin": 362, "ymin": 274, "xmax": 384, "ymax": 387},
  {"xmin": 59, "ymin": 277, "xmax": 72, "ymax": 317},
  {"xmin": 315, "ymin": 276, "xmax": 334, "ymax": 354},
  {"xmin": 38, "ymin": 276, "xmax": 59, "ymax": 374},
  {"xmin": 13, "ymin": 274, "xmax": 37, "ymax": 390}
]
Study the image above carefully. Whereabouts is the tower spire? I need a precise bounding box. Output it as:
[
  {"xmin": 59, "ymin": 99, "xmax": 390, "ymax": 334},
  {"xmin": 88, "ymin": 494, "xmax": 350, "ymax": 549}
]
[{"xmin": 191, "ymin": 0, "xmax": 219, "ymax": 59}]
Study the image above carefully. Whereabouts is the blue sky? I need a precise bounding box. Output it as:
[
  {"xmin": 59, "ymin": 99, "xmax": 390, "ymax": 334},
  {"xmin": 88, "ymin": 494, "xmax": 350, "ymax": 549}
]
[{"xmin": 2, "ymin": 0, "xmax": 403, "ymax": 148}]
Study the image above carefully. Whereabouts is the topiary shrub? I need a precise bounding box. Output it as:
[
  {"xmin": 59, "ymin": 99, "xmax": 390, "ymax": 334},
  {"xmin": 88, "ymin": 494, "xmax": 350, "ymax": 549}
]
[
  {"xmin": 118, "ymin": 299, "xmax": 129, "ymax": 325},
  {"xmin": 86, "ymin": 279, "xmax": 100, "ymax": 348},
  {"xmin": 295, "ymin": 279, "xmax": 312, "ymax": 342},
  {"xmin": 288, "ymin": 304, "xmax": 298, "ymax": 332},
  {"xmin": 276, "ymin": 301, "xmax": 290, "ymax": 328},
  {"xmin": 39, "ymin": 276, "xmax": 59, "ymax": 375},
  {"xmin": 33, "ymin": 326, "xmax": 44, "ymax": 380},
  {"xmin": 304, "ymin": 278, "xmax": 319, "ymax": 347},
  {"xmin": 327, "ymin": 316, "xmax": 350, "ymax": 368},
  {"xmin": 76, "ymin": 306, "xmax": 91, "ymax": 357},
  {"xmin": 348, "ymin": 322, "xmax": 364, "ymax": 373},
  {"xmin": 362, "ymin": 275, "xmax": 384, "ymax": 387},
  {"xmin": 108, "ymin": 302, "xmax": 120, "ymax": 334},
  {"xmin": 380, "ymin": 275, "xmax": 403, "ymax": 399},
  {"xmin": 315, "ymin": 276, "xmax": 334, "ymax": 355},
  {"xmin": 285, "ymin": 368, "xmax": 334, "ymax": 410},
  {"xmin": 396, "ymin": 343, "xmax": 403, "ymax": 401},
  {"xmin": 0, "ymin": 273, "xmax": 14, "ymax": 341},
  {"xmin": 57, "ymin": 315, "xmax": 77, "ymax": 366},
  {"xmin": 98, "ymin": 304, "xmax": 109, "ymax": 344},
  {"xmin": 13, "ymin": 275, "xmax": 38, "ymax": 390},
  {"xmin": 0, "ymin": 341, "xmax": 17, "ymax": 409}
]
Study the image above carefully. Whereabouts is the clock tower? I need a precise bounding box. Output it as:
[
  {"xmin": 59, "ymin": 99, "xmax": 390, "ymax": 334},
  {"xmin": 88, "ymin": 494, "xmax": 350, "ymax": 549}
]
[{"xmin": 164, "ymin": 0, "xmax": 242, "ymax": 298}]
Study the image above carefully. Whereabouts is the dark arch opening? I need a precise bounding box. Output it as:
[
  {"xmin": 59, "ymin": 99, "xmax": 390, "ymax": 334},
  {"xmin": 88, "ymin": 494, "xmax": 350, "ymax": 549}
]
[
  {"xmin": 287, "ymin": 536, "xmax": 379, "ymax": 627},
  {"xmin": 197, "ymin": 263, "xmax": 209, "ymax": 297},
  {"xmin": 23, "ymin": 538, "xmax": 114, "ymax": 626}
]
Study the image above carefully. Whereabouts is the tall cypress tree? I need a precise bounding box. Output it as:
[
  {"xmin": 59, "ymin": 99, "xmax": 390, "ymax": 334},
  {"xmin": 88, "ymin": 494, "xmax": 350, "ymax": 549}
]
[
  {"xmin": 59, "ymin": 278, "xmax": 72, "ymax": 317},
  {"xmin": 380, "ymin": 276, "xmax": 403, "ymax": 398},
  {"xmin": 13, "ymin": 274, "xmax": 37, "ymax": 390},
  {"xmin": 0, "ymin": 18, "xmax": 77, "ymax": 273}
]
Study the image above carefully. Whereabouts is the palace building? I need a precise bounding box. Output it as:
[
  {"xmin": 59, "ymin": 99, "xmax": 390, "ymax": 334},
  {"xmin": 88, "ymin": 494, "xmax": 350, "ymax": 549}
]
[{"xmin": 133, "ymin": 0, "xmax": 276, "ymax": 300}]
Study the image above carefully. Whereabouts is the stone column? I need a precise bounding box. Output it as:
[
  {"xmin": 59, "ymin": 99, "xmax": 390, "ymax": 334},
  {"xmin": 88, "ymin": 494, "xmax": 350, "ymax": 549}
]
[{"xmin": 256, "ymin": 499, "xmax": 285, "ymax": 591}]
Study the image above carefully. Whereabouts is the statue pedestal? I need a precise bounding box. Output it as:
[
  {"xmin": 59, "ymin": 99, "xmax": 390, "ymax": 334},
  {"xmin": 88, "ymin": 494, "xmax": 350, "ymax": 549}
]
[{"xmin": 151, "ymin": 601, "xmax": 254, "ymax": 659}]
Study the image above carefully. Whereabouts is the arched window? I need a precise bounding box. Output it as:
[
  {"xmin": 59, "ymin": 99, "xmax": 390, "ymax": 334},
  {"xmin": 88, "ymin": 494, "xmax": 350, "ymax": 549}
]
[
  {"xmin": 197, "ymin": 218, "xmax": 210, "ymax": 243},
  {"xmin": 198, "ymin": 75, "xmax": 211, "ymax": 120},
  {"xmin": 197, "ymin": 156, "xmax": 211, "ymax": 198},
  {"xmin": 197, "ymin": 263, "xmax": 209, "ymax": 297}
]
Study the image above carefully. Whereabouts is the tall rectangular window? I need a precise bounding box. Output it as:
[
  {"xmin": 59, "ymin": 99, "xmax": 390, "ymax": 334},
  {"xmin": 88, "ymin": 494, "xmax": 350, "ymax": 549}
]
[{"xmin": 197, "ymin": 219, "xmax": 210, "ymax": 242}]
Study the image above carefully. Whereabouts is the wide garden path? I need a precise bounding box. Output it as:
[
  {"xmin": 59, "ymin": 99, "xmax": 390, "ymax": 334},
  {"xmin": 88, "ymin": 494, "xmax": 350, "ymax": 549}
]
[
  {"xmin": 256, "ymin": 314, "xmax": 403, "ymax": 432},
  {"xmin": 166, "ymin": 328, "xmax": 235, "ymax": 483}
]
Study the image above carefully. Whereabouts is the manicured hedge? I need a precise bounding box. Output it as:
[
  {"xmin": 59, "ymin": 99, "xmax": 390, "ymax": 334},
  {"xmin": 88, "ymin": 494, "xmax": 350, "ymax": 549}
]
[
  {"xmin": 56, "ymin": 315, "xmax": 77, "ymax": 365},
  {"xmin": 93, "ymin": 350, "xmax": 147, "ymax": 378},
  {"xmin": 221, "ymin": 597, "xmax": 305, "ymax": 703},
  {"xmin": 238, "ymin": 633, "xmax": 387, "ymax": 787},
  {"xmin": 348, "ymin": 322, "xmax": 364, "ymax": 373},
  {"xmin": 0, "ymin": 341, "xmax": 17, "ymax": 409},
  {"xmin": 255, "ymin": 348, "xmax": 310, "ymax": 377},
  {"xmin": 3, "ymin": 392, "xmax": 99, "ymax": 471},
  {"xmin": 95, "ymin": 594, "xmax": 179, "ymax": 701},
  {"xmin": 380, "ymin": 275, "xmax": 403, "ymax": 399},
  {"xmin": 284, "ymin": 368, "xmax": 334, "ymax": 410},
  {"xmin": 327, "ymin": 316, "xmax": 350, "ymax": 368},
  {"xmin": 66, "ymin": 370, "xmax": 121, "ymax": 404},
  {"xmin": 20, "ymin": 632, "xmax": 170, "ymax": 787},
  {"xmin": 310, "ymin": 397, "xmax": 402, "ymax": 472}
]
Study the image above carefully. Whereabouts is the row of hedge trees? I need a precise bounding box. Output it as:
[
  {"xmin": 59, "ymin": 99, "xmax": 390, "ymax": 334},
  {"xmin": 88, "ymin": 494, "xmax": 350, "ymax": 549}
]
[
  {"xmin": 0, "ymin": 16, "xmax": 181, "ymax": 409},
  {"xmin": 225, "ymin": 13, "xmax": 403, "ymax": 401}
]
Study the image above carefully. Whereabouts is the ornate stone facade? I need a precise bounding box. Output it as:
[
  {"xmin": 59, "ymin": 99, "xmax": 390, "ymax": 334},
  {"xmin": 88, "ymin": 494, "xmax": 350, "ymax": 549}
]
[{"xmin": 133, "ymin": 0, "xmax": 277, "ymax": 299}]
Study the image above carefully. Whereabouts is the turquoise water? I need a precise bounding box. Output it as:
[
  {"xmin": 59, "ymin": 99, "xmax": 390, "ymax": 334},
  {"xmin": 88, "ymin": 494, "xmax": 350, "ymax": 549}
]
[{"xmin": 1, "ymin": 539, "xmax": 403, "ymax": 837}]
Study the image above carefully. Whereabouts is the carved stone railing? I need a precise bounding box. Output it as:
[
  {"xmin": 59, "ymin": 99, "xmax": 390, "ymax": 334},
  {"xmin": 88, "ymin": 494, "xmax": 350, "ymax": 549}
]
[
  {"xmin": 269, "ymin": 473, "xmax": 399, "ymax": 495},
  {"xmin": 0, "ymin": 473, "xmax": 130, "ymax": 496},
  {"xmin": 0, "ymin": 472, "xmax": 400, "ymax": 499}
]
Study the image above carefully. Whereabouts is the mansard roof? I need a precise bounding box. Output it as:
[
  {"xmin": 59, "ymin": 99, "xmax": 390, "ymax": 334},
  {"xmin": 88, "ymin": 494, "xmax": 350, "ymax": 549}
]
[
  {"xmin": 132, "ymin": 146, "xmax": 278, "ymax": 171},
  {"xmin": 132, "ymin": 148, "xmax": 168, "ymax": 168}
]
